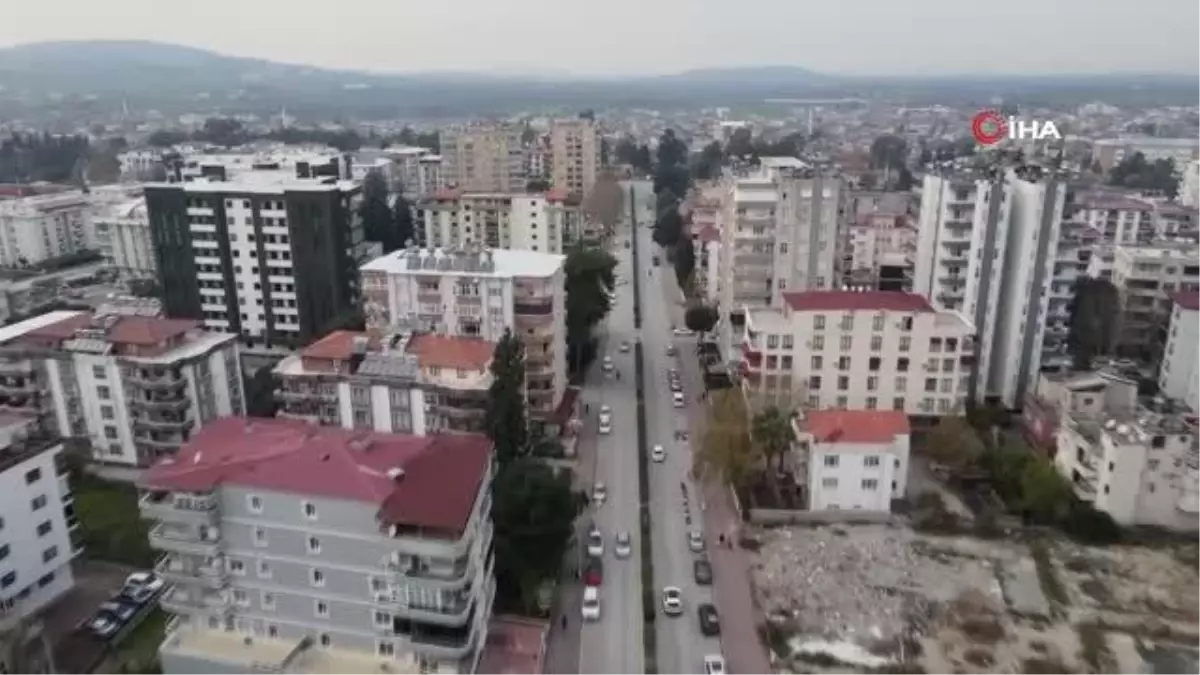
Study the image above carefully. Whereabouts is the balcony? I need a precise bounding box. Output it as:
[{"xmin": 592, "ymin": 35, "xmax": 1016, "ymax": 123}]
[
  {"xmin": 0, "ymin": 378, "xmax": 37, "ymax": 395},
  {"xmin": 0, "ymin": 361, "xmax": 32, "ymax": 375},
  {"xmin": 159, "ymin": 588, "xmax": 230, "ymax": 614},
  {"xmin": 514, "ymin": 300, "xmax": 553, "ymax": 316},
  {"xmin": 139, "ymin": 492, "xmax": 218, "ymax": 524},
  {"xmin": 128, "ymin": 372, "xmax": 187, "ymax": 392},
  {"xmin": 128, "ymin": 396, "xmax": 189, "ymax": 412},
  {"xmin": 133, "ymin": 416, "xmax": 195, "ymax": 433},
  {"xmin": 275, "ymin": 387, "xmax": 336, "ymax": 403},
  {"xmin": 148, "ymin": 524, "xmax": 220, "ymax": 557}
]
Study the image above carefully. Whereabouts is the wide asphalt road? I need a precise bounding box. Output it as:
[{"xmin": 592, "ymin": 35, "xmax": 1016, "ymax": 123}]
[
  {"xmin": 632, "ymin": 180, "xmax": 723, "ymax": 674},
  {"xmin": 578, "ymin": 186, "xmax": 644, "ymax": 675}
]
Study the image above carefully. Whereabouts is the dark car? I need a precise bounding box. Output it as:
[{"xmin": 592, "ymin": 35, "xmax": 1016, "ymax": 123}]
[
  {"xmin": 698, "ymin": 603, "xmax": 721, "ymax": 636},
  {"xmin": 693, "ymin": 559, "xmax": 713, "ymax": 585},
  {"xmin": 584, "ymin": 557, "xmax": 604, "ymax": 587},
  {"xmin": 99, "ymin": 600, "xmax": 138, "ymax": 624},
  {"xmin": 87, "ymin": 611, "xmax": 121, "ymax": 640}
]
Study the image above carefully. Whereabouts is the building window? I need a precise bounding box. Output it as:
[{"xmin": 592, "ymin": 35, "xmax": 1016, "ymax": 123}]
[
  {"xmin": 872, "ymin": 314, "xmax": 885, "ymax": 332},
  {"xmin": 897, "ymin": 357, "xmax": 909, "ymax": 372},
  {"xmin": 839, "ymin": 335, "xmax": 852, "ymax": 351},
  {"xmin": 229, "ymin": 559, "xmax": 246, "ymax": 576},
  {"xmin": 866, "ymin": 397, "xmax": 877, "ymax": 410},
  {"xmin": 867, "ymin": 376, "xmax": 878, "ymax": 391},
  {"xmin": 767, "ymin": 335, "xmax": 780, "ymax": 349},
  {"xmin": 93, "ymin": 365, "xmax": 107, "ymax": 379},
  {"xmin": 30, "ymin": 495, "xmax": 47, "ymax": 511},
  {"xmin": 822, "ymin": 478, "xmax": 838, "ymax": 488},
  {"xmin": 812, "ymin": 335, "xmax": 824, "ymax": 350},
  {"xmin": 262, "ymin": 592, "xmax": 275, "ymax": 611},
  {"xmin": 864, "ymin": 455, "xmax": 881, "ymax": 467},
  {"xmin": 319, "ymin": 633, "xmax": 331, "ymax": 647},
  {"xmin": 898, "ymin": 337, "xmax": 911, "ymax": 352},
  {"xmin": 824, "ymin": 455, "xmax": 839, "ymax": 468},
  {"xmin": 42, "ymin": 546, "xmax": 58, "ymax": 563},
  {"xmin": 257, "ymin": 560, "xmax": 271, "ymax": 579},
  {"xmin": 374, "ymin": 611, "xmax": 391, "ymax": 628},
  {"xmin": 837, "ymin": 376, "xmax": 849, "ymax": 390},
  {"xmin": 248, "ymin": 495, "xmax": 263, "ymax": 513},
  {"xmin": 307, "ymin": 536, "xmax": 321, "ymax": 554},
  {"xmin": 837, "ymin": 356, "xmax": 851, "ymax": 371},
  {"xmin": 893, "ymin": 397, "xmax": 905, "ymax": 411},
  {"xmin": 97, "ymin": 386, "xmax": 111, "ymax": 400},
  {"xmin": 813, "ymin": 315, "xmax": 825, "ymax": 330},
  {"xmin": 862, "ymin": 479, "xmax": 879, "ymax": 490},
  {"xmin": 782, "ymin": 335, "xmax": 794, "ymax": 349},
  {"xmin": 840, "ymin": 315, "xmax": 854, "ymax": 331},
  {"xmin": 24, "ymin": 467, "xmax": 42, "ymax": 484},
  {"xmin": 311, "ymin": 569, "xmax": 325, "ymax": 587},
  {"xmin": 36, "ymin": 520, "xmax": 52, "ymax": 536},
  {"xmin": 253, "ymin": 527, "xmax": 268, "ymax": 546},
  {"xmin": 869, "ymin": 357, "xmax": 881, "ymax": 371},
  {"xmin": 870, "ymin": 336, "xmax": 882, "ymax": 351},
  {"xmin": 1, "ymin": 572, "xmax": 15, "ymax": 588},
  {"xmin": 811, "ymin": 356, "xmax": 823, "ymax": 370},
  {"xmin": 378, "ymin": 641, "xmax": 396, "ymax": 657},
  {"xmin": 303, "ymin": 502, "xmax": 318, "ymax": 520},
  {"xmin": 315, "ymin": 601, "xmax": 329, "ymax": 618},
  {"xmin": 233, "ymin": 589, "xmax": 250, "ymax": 607}
]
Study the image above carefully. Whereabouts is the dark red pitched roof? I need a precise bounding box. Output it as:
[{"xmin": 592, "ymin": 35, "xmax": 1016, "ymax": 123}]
[
  {"xmin": 141, "ymin": 417, "xmax": 491, "ymax": 533},
  {"xmin": 107, "ymin": 317, "xmax": 199, "ymax": 346},
  {"xmin": 406, "ymin": 334, "xmax": 495, "ymax": 370},
  {"xmin": 1173, "ymin": 290, "xmax": 1200, "ymax": 312},
  {"xmin": 805, "ymin": 410, "xmax": 910, "ymax": 444},
  {"xmin": 782, "ymin": 290, "xmax": 934, "ymax": 313},
  {"xmin": 301, "ymin": 330, "xmax": 381, "ymax": 360}
]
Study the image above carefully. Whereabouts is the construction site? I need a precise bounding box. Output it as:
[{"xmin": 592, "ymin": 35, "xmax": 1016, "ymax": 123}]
[{"xmin": 747, "ymin": 523, "xmax": 1199, "ymax": 674}]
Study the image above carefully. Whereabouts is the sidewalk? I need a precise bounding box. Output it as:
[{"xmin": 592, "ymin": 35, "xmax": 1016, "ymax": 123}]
[{"xmin": 662, "ymin": 273, "xmax": 772, "ymax": 675}]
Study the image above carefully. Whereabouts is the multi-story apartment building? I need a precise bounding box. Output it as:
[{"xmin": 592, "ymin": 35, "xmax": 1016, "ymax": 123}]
[
  {"xmin": 1109, "ymin": 241, "xmax": 1200, "ymax": 366},
  {"xmin": 790, "ymin": 409, "xmax": 910, "ymax": 513},
  {"xmin": 163, "ymin": 148, "xmax": 352, "ymax": 185},
  {"xmin": 718, "ymin": 165, "xmax": 842, "ymax": 314},
  {"xmin": 737, "ymin": 290, "xmax": 976, "ymax": 419},
  {"xmin": 0, "ymin": 415, "xmax": 80, "ymax": 626},
  {"xmin": 119, "ymin": 149, "xmax": 165, "ymax": 182},
  {"xmin": 274, "ymin": 328, "xmax": 493, "ymax": 434},
  {"xmin": 1055, "ymin": 396, "xmax": 1198, "ymax": 532},
  {"xmin": 842, "ymin": 213, "xmax": 915, "ymax": 291},
  {"xmin": 1021, "ymin": 367, "xmax": 1139, "ymax": 453},
  {"xmin": 417, "ymin": 156, "xmax": 445, "ymax": 197},
  {"xmin": 1159, "ymin": 291, "xmax": 1199, "ymax": 411},
  {"xmin": 1092, "ymin": 137, "xmax": 1200, "ymax": 172},
  {"xmin": 1182, "ymin": 160, "xmax": 1200, "ymax": 208},
  {"xmin": 0, "ymin": 192, "xmax": 95, "ymax": 267},
  {"xmin": 0, "ymin": 307, "xmax": 244, "ymax": 466},
  {"xmin": 353, "ymin": 147, "xmax": 443, "ymax": 198},
  {"xmin": 144, "ymin": 173, "xmax": 369, "ymax": 348},
  {"xmin": 93, "ymin": 198, "xmax": 157, "ymax": 280},
  {"xmin": 914, "ymin": 166, "xmax": 1068, "ymax": 407},
  {"xmin": 414, "ymin": 190, "xmax": 581, "ymax": 254},
  {"xmin": 361, "ymin": 246, "xmax": 567, "ymax": 422},
  {"xmin": 1078, "ymin": 195, "xmax": 1155, "ymax": 244},
  {"xmin": 1042, "ymin": 220, "xmax": 1099, "ymax": 372},
  {"xmin": 140, "ymin": 417, "xmax": 495, "ymax": 674},
  {"xmin": 440, "ymin": 125, "xmax": 527, "ymax": 193},
  {"xmin": 548, "ymin": 118, "xmax": 601, "ymax": 197}
]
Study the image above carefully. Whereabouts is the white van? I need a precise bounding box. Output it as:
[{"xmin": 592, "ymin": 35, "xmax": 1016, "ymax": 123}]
[{"xmin": 672, "ymin": 391, "xmax": 685, "ymax": 408}]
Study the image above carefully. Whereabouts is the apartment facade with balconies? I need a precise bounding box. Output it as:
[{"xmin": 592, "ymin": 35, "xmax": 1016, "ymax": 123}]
[
  {"xmin": 415, "ymin": 190, "xmax": 581, "ymax": 254},
  {"xmin": 0, "ymin": 415, "xmax": 81, "ymax": 626},
  {"xmin": 273, "ymin": 329, "xmax": 492, "ymax": 434},
  {"xmin": 361, "ymin": 247, "xmax": 567, "ymax": 422},
  {"xmin": 140, "ymin": 418, "xmax": 495, "ymax": 674},
  {"xmin": 737, "ymin": 291, "xmax": 976, "ymax": 419},
  {"xmin": 0, "ymin": 309, "xmax": 244, "ymax": 467},
  {"xmin": 548, "ymin": 118, "xmax": 601, "ymax": 197},
  {"xmin": 440, "ymin": 125, "xmax": 527, "ymax": 193},
  {"xmin": 1109, "ymin": 242, "xmax": 1200, "ymax": 369}
]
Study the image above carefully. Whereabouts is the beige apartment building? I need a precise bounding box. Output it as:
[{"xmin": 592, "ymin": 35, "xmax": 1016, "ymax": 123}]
[
  {"xmin": 549, "ymin": 118, "xmax": 601, "ymax": 197},
  {"xmin": 1109, "ymin": 242, "xmax": 1199, "ymax": 366},
  {"xmin": 414, "ymin": 189, "xmax": 583, "ymax": 254},
  {"xmin": 440, "ymin": 125, "xmax": 527, "ymax": 193}
]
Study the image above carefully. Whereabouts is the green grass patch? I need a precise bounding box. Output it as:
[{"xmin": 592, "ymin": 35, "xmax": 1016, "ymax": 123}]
[
  {"xmin": 112, "ymin": 608, "xmax": 167, "ymax": 673},
  {"xmin": 73, "ymin": 472, "xmax": 155, "ymax": 568}
]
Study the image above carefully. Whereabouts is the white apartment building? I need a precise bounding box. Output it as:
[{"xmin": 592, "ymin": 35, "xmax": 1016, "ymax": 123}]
[
  {"xmin": 0, "ymin": 308, "xmax": 244, "ymax": 467},
  {"xmin": 1078, "ymin": 195, "xmax": 1155, "ymax": 245},
  {"xmin": 354, "ymin": 147, "xmax": 443, "ymax": 198},
  {"xmin": 791, "ymin": 409, "xmax": 910, "ymax": 513},
  {"xmin": 361, "ymin": 247, "xmax": 568, "ymax": 422},
  {"xmin": 165, "ymin": 148, "xmax": 352, "ymax": 184},
  {"xmin": 93, "ymin": 198, "xmax": 157, "ymax": 279},
  {"xmin": 914, "ymin": 167, "xmax": 1068, "ymax": 407},
  {"xmin": 1159, "ymin": 291, "xmax": 1199, "ymax": 412},
  {"xmin": 689, "ymin": 188, "xmax": 724, "ymax": 305},
  {"xmin": 440, "ymin": 125, "xmax": 527, "ymax": 193},
  {"xmin": 274, "ymin": 329, "xmax": 493, "ymax": 435},
  {"xmin": 415, "ymin": 190, "xmax": 582, "ymax": 254},
  {"xmin": 738, "ymin": 290, "xmax": 976, "ymax": 418},
  {"xmin": 1182, "ymin": 160, "xmax": 1200, "ymax": 208},
  {"xmin": 718, "ymin": 165, "xmax": 842, "ymax": 313},
  {"xmin": 843, "ymin": 213, "xmax": 916, "ymax": 291},
  {"xmin": 549, "ymin": 118, "xmax": 601, "ymax": 196},
  {"xmin": 119, "ymin": 149, "xmax": 164, "ymax": 182},
  {"xmin": 0, "ymin": 192, "xmax": 94, "ymax": 267},
  {"xmin": 1108, "ymin": 241, "xmax": 1200, "ymax": 365},
  {"xmin": 1055, "ymin": 399, "xmax": 1198, "ymax": 532},
  {"xmin": 417, "ymin": 155, "xmax": 444, "ymax": 196},
  {"xmin": 0, "ymin": 415, "xmax": 79, "ymax": 626},
  {"xmin": 1092, "ymin": 137, "xmax": 1200, "ymax": 173},
  {"xmin": 139, "ymin": 418, "xmax": 495, "ymax": 674}
]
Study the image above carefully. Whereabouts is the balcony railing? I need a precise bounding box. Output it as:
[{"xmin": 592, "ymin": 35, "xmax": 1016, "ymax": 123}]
[
  {"xmin": 139, "ymin": 492, "xmax": 218, "ymax": 524},
  {"xmin": 514, "ymin": 300, "xmax": 553, "ymax": 316},
  {"xmin": 128, "ymin": 373, "xmax": 187, "ymax": 392},
  {"xmin": 148, "ymin": 524, "xmax": 220, "ymax": 557},
  {"xmin": 129, "ymin": 397, "xmax": 189, "ymax": 412}
]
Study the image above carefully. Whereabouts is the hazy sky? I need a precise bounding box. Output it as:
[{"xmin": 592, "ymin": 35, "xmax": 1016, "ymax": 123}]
[{"xmin": 2, "ymin": 0, "xmax": 1197, "ymax": 76}]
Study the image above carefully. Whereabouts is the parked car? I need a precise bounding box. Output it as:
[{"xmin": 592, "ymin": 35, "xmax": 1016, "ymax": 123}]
[
  {"xmin": 119, "ymin": 584, "xmax": 155, "ymax": 605},
  {"xmin": 584, "ymin": 557, "xmax": 604, "ymax": 586},
  {"xmin": 693, "ymin": 559, "xmax": 713, "ymax": 585},
  {"xmin": 661, "ymin": 586, "xmax": 683, "ymax": 616},
  {"xmin": 587, "ymin": 529, "xmax": 604, "ymax": 558},
  {"xmin": 99, "ymin": 600, "xmax": 138, "ymax": 624},
  {"xmin": 614, "ymin": 531, "xmax": 633, "ymax": 559},
  {"xmin": 651, "ymin": 444, "xmax": 666, "ymax": 462},
  {"xmin": 698, "ymin": 603, "xmax": 721, "ymax": 636},
  {"xmin": 581, "ymin": 586, "xmax": 601, "ymax": 621},
  {"xmin": 87, "ymin": 612, "xmax": 121, "ymax": 640},
  {"xmin": 592, "ymin": 482, "xmax": 607, "ymax": 505},
  {"xmin": 123, "ymin": 571, "xmax": 165, "ymax": 597},
  {"xmin": 703, "ymin": 655, "xmax": 727, "ymax": 675},
  {"xmin": 688, "ymin": 530, "xmax": 706, "ymax": 552}
]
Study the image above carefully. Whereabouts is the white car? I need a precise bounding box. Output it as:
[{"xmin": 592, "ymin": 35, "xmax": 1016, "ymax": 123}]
[
  {"xmin": 599, "ymin": 419, "xmax": 612, "ymax": 435},
  {"xmin": 592, "ymin": 482, "xmax": 607, "ymax": 505},
  {"xmin": 614, "ymin": 531, "xmax": 632, "ymax": 559},
  {"xmin": 123, "ymin": 571, "xmax": 165, "ymax": 597},
  {"xmin": 673, "ymin": 328, "xmax": 695, "ymax": 337},
  {"xmin": 602, "ymin": 356, "xmax": 614, "ymax": 372},
  {"xmin": 581, "ymin": 586, "xmax": 601, "ymax": 621},
  {"xmin": 661, "ymin": 586, "xmax": 684, "ymax": 616},
  {"xmin": 587, "ymin": 529, "xmax": 604, "ymax": 557},
  {"xmin": 619, "ymin": 341, "xmax": 631, "ymax": 353},
  {"xmin": 688, "ymin": 530, "xmax": 706, "ymax": 552},
  {"xmin": 703, "ymin": 655, "xmax": 727, "ymax": 675},
  {"xmin": 651, "ymin": 444, "xmax": 666, "ymax": 462},
  {"xmin": 673, "ymin": 391, "xmax": 686, "ymax": 408}
]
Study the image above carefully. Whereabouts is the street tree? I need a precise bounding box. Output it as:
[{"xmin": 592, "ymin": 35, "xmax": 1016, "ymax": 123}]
[
  {"xmin": 752, "ymin": 406, "xmax": 794, "ymax": 474},
  {"xmin": 653, "ymin": 208, "xmax": 684, "ymax": 249},
  {"xmin": 684, "ymin": 304, "xmax": 720, "ymax": 334},
  {"xmin": 391, "ymin": 193, "xmax": 416, "ymax": 251},
  {"xmin": 673, "ymin": 236, "xmax": 696, "ymax": 293},
  {"xmin": 870, "ymin": 134, "xmax": 908, "ymax": 172},
  {"xmin": 484, "ymin": 329, "xmax": 528, "ymax": 466},
  {"xmin": 691, "ymin": 141, "xmax": 723, "ymax": 180},
  {"xmin": 1109, "ymin": 152, "xmax": 1180, "ymax": 198},
  {"xmin": 359, "ymin": 172, "xmax": 394, "ymax": 249},
  {"xmin": 244, "ymin": 367, "xmax": 279, "ymax": 418},
  {"xmin": 696, "ymin": 390, "xmax": 761, "ymax": 487},
  {"xmin": 1019, "ymin": 458, "xmax": 1073, "ymax": 524},
  {"xmin": 564, "ymin": 244, "xmax": 618, "ymax": 357},
  {"xmin": 1067, "ymin": 277, "xmax": 1120, "ymax": 370},
  {"xmin": 925, "ymin": 416, "xmax": 984, "ymax": 474},
  {"xmin": 491, "ymin": 458, "xmax": 580, "ymax": 613}
]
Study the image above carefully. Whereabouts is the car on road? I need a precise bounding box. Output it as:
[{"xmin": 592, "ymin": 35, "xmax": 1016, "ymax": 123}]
[
  {"xmin": 673, "ymin": 328, "xmax": 696, "ymax": 337},
  {"xmin": 584, "ymin": 557, "xmax": 604, "ymax": 586},
  {"xmin": 698, "ymin": 603, "xmax": 721, "ymax": 636},
  {"xmin": 661, "ymin": 586, "xmax": 684, "ymax": 616},
  {"xmin": 652, "ymin": 255, "xmax": 660, "ymax": 266},
  {"xmin": 688, "ymin": 530, "xmax": 706, "ymax": 552},
  {"xmin": 581, "ymin": 587, "xmax": 601, "ymax": 621},
  {"xmin": 666, "ymin": 344, "xmax": 676, "ymax": 356},
  {"xmin": 123, "ymin": 571, "xmax": 165, "ymax": 597},
  {"xmin": 703, "ymin": 655, "xmax": 727, "ymax": 675},
  {"xmin": 693, "ymin": 559, "xmax": 713, "ymax": 585},
  {"xmin": 670, "ymin": 379, "xmax": 683, "ymax": 393},
  {"xmin": 87, "ymin": 612, "xmax": 121, "ymax": 640},
  {"xmin": 620, "ymin": 341, "xmax": 630, "ymax": 353},
  {"xmin": 599, "ymin": 418, "xmax": 612, "ymax": 434},
  {"xmin": 586, "ymin": 529, "xmax": 604, "ymax": 557},
  {"xmin": 614, "ymin": 531, "xmax": 632, "ymax": 559},
  {"xmin": 651, "ymin": 444, "xmax": 666, "ymax": 462},
  {"xmin": 99, "ymin": 600, "xmax": 138, "ymax": 624},
  {"xmin": 119, "ymin": 584, "xmax": 156, "ymax": 605},
  {"xmin": 592, "ymin": 482, "xmax": 607, "ymax": 505},
  {"xmin": 602, "ymin": 356, "xmax": 614, "ymax": 372},
  {"xmin": 673, "ymin": 391, "xmax": 686, "ymax": 408}
]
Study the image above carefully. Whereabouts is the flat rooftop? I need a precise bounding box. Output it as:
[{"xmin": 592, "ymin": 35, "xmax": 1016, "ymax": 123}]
[
  {"xmin": 161, "ymin": 625, "xmax": 423, "ymax": 674},
  {"xmin": 361, "ymin": 247, "xmax": 564, "ymax": 279}
]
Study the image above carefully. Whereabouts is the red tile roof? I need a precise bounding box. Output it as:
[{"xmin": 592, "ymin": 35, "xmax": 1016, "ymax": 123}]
[
  {"xmin": 140, "ymin": 417, "xmax": 491, "ymax": 533},
  {"xmin": 479, "ymin": 616, "xmax": 549, "ymax": 674},
  {"xmin": 694, "ymin": 225, "xmax": 721, "ymax": 243},
  {"xmin": 782, "ymin": 290, "xmax": 934, "ymax": 313},
  {"xmin": 301, "ymin": 330, "xmax": 381, "ymax": 361},
  {"xmin": 544, "ymin": 187, "xmax": 569, "ymax": 202},
  {"xmin": 407, "ymin": 334, "xmax": 495, "ymax": 370},
  {"xmin": 1173, "ymin": 290, "xmax": 1200, "ymax": 311},
  {"xmin": 18, "ymin": 313, "xmax": 198, "ymax": 346},
  {"xmin": 805, "ymin": 410, "xmax": 910, "ymax": 444},
  {"xmin": 19, "ymin": 313, "xmax": 93, "ymax": 341}
]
